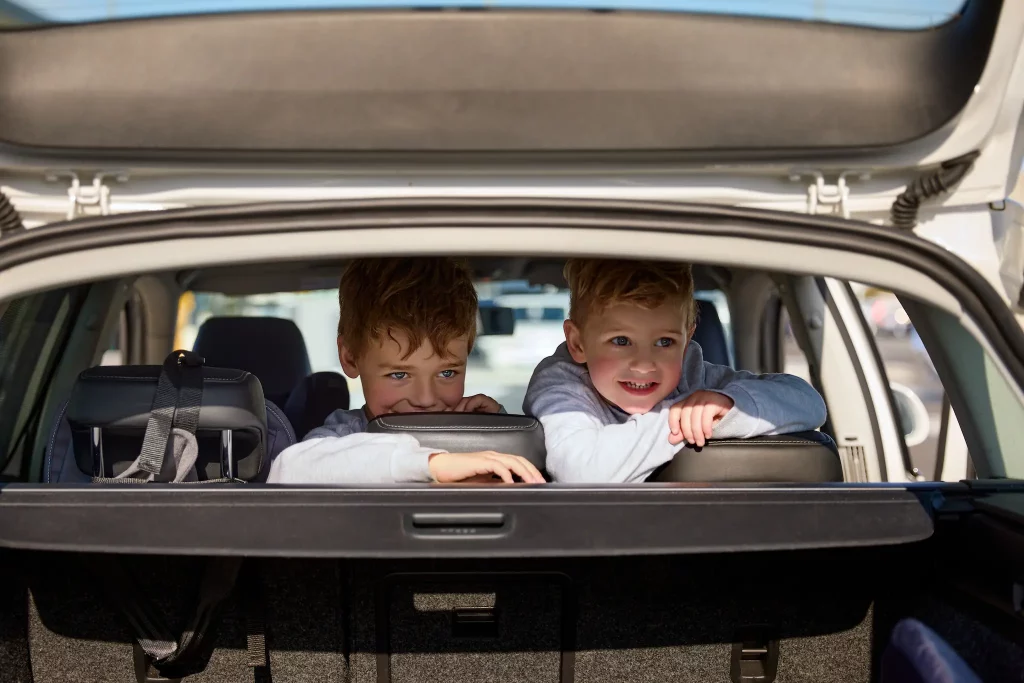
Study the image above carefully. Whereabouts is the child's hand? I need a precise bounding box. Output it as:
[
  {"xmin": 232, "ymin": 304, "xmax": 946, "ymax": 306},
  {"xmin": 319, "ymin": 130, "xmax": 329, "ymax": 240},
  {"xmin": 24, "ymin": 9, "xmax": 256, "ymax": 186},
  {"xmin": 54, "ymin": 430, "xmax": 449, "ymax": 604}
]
[
  {"xmin": 668, "ymin": 390, "xmax": 735, "ymax": 447},
  {"xmin": 428, "ymin": 451, "xmax": 545, "ymax": 483},
  {"xmin": 451, "ymin": 394, "xmax": 503, "ymax": 414}
]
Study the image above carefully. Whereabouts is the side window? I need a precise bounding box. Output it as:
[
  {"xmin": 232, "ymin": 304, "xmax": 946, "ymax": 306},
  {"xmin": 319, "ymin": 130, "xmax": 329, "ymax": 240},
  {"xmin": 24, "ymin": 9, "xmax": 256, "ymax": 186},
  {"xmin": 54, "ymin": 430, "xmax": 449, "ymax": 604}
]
[
  {"xmin": 0, "ymin": 287, "xmax": 84, "ymax": 478},
  {"xmin": 853, "ymin": 285, "xmax": 957, "ymax": 480}
]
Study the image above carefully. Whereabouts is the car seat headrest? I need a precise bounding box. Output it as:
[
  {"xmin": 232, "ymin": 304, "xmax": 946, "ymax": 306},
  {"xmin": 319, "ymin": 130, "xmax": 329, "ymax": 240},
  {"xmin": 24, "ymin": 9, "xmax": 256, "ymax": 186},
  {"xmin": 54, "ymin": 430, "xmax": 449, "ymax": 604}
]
[
  {"xmin": 65, "ymin": 363, "xmax": 268, "ymax": 481},
  {"xmin": 192, "ymin": 316, "xmax": 311, "ymax": 403},
  {"xmin": 648, "ymin": 431, "xmax": 843, "ymax": 483},
  {"xmin": 366, "ymin": 413, "xmax": 546, "ymax": 472}
]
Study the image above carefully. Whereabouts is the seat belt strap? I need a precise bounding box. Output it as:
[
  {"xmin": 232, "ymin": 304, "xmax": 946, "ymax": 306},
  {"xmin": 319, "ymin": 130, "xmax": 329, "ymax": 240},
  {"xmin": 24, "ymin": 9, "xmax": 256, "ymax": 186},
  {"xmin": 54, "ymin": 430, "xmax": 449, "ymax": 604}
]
[{"xmin": 137, "ymin": 350, "xmax": 204, "ymax": 479}]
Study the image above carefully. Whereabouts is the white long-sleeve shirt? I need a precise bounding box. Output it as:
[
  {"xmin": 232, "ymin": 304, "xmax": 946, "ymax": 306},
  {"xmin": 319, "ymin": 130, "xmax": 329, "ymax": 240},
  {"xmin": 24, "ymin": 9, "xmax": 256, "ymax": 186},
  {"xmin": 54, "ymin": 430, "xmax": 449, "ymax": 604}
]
[
  {"xmin": 523, "ymin": 341, "xmax": 827, "ymax": 483},
  {"xmin": 267, "ymin": 408, "xmax": 439, "ymax": 484}
]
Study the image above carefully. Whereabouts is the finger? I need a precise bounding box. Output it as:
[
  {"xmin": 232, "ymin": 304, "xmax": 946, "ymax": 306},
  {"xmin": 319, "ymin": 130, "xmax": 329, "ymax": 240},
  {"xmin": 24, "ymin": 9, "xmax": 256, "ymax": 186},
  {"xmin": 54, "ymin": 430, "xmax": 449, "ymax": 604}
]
[
  {"xmin": 668, "ymin": 404, "xmax": 682, "ymax": 438},
  {"xmin": 464, "ymin": 395, "xmax": 486, "ymax": 412},
  {"xmin": 691, "ymin": 405, "xmax": 706, "ymax": 447},
  {"xmin": 487, "ymin": 453, "xmax": 540, "ymax": 483},
  {"xmin": 454, "ymin": 397, "xmax": 471, "ymax": 412},
  {"xmin": 679, "ymin": 403, "xmax": 695, "ymax": 445},
  {"xmin": 483, "ymin": 460, "xmax": 514, "ymax": 484},
  {"xmin": 478, "ymin": 397, "xmax": 502, "ymax": 414},
  {"xmin": 701, "ymin": 404, "xmax": 717, "ymax": 443},
  {"xmin": 498, "ymin": 454, "xmax": 544, "ymax": 483}
]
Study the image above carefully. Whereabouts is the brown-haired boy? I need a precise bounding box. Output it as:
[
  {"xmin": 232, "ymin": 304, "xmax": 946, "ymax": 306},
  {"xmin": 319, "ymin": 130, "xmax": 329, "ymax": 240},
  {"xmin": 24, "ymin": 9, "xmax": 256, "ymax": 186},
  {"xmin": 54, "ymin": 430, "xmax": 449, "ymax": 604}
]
[
  {"xmin": 269, "ymin": 258, "xmax": 544, "ymax": 484},
  {"xmin": 523, "ymin": 259, "xmax": 826, "ymax": 483}
]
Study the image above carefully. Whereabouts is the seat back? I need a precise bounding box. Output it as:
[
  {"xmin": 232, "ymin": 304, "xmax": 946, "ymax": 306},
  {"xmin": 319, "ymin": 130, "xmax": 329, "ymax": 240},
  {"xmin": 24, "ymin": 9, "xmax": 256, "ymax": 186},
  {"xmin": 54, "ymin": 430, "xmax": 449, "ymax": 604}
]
[
  {"xmin": 693, "ymin": 299, "xmax": 730, "ymax": 367},
  {"xmin": 285, "ymin": 371, "xmax": 351, "ymax": 440},
  {"xmin": 192, "ymin": 316, "xmax": 312, "ymax": 406}
]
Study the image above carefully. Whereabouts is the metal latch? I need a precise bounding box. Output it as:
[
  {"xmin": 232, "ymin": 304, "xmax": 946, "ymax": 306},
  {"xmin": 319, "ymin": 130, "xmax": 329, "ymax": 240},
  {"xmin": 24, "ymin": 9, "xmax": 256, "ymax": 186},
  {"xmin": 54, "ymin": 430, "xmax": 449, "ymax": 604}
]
[
  {"xmin": 792, "ymin": 171, "xmax": 867, "ymax": 220},
  {"xmin": 731, "ymin": 631, "xmax": 779, "ymax": 683},
  {"xmin": 45, "ymin": 171, "xmax": 128, "ymax": 220}
]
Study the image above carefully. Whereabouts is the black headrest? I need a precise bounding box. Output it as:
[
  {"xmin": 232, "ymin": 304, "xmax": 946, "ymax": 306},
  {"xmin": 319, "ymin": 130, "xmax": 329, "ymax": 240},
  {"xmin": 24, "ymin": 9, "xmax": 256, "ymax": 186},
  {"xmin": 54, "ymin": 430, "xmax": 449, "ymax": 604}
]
[
  {"xmin": 366, "ymin": 413, "xmax": 545, "ymax": 471},
  {"xmin": 648, "ymin": 431, "xmax": 843, "ymax": 483},
  {"xmin": 693, "ymin": 300, "xmax": 730, "ymax": 367},
  {"xmin": 65, "ymin": 364, "xmax": 268, "ymax": 481},
  {"xmin": 284, "ymin": 371, "xmax": 351, "ymax": 440},
  {"xmin": 192, "ymin": 316, "xmax": 312, "ymax": 403}
]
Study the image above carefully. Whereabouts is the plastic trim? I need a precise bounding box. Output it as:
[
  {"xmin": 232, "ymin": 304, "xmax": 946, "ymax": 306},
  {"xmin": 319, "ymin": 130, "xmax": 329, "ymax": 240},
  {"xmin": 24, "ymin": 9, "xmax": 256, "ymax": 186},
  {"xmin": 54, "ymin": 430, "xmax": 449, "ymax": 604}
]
[{"xmin": 0, "ymin": 484, "xmax": 936, "ymax": 557}]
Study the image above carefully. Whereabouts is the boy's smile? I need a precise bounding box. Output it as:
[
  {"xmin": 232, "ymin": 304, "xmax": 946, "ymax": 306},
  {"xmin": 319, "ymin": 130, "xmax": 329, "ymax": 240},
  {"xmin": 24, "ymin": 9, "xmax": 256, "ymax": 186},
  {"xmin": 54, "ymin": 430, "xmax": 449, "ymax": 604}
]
[
  {"xmin": 564, "ymin": 301, "xmax": 691, "ymax": 415},
  {"xmin": 339, "ymin": 330, "xmax": 470, "ymax": 420}
]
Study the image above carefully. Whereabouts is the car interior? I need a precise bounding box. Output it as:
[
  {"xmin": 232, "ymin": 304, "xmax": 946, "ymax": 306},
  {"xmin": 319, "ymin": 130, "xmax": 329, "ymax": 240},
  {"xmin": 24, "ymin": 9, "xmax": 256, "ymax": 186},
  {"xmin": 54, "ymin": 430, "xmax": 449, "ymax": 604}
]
[
  {"xmin": 1, "ymin": 254, "xmax": 1022, "ymax": 682},
  {"xmin": 27, "ymin": 258, "xmax": 847, "ymax": 487}
]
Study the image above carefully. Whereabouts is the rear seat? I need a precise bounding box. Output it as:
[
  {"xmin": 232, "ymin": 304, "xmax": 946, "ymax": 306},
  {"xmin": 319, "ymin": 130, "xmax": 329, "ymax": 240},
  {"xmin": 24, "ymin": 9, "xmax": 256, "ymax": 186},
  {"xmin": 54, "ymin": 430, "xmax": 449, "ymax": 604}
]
[
  {"xmin": 46, "ymin": 360, "xmax": 296, "ymax": 483},
  {"xmin": 192, "ymin": 315, "xmax": 350, "ymax": 440}
]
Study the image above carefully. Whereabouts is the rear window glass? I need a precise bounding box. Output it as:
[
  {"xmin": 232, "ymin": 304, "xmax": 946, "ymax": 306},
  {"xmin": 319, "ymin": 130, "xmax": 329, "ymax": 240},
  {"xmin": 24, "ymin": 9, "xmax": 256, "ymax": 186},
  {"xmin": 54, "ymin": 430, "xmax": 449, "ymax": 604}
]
[
  {"xmin": 175, "ymin": 285, "xmax": 731, "ymax": 413},
  {"xmin": 6, "ymin": 0, "xmax": 964, "ymax": 29}
]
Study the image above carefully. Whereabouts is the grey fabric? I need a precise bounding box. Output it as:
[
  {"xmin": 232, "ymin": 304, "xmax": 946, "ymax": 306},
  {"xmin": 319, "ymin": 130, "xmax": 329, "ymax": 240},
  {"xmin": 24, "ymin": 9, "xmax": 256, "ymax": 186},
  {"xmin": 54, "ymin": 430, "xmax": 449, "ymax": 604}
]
[
  {"xmin": 113, "ymin": 427, "xmax": 199, "ymax": 483},
  {"xmin": 137, "ymin": 352, "xmax": 203, "ymax": 477}
]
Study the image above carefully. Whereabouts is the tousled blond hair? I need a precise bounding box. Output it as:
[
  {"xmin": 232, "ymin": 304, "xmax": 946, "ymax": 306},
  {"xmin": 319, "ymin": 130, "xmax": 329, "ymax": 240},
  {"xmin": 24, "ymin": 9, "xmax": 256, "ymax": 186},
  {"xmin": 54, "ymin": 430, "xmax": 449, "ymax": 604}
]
[
  {"xmin": 338, "ymin": 257, "xmax": 478, "ymax": 360},
  {"xmin": 564, "ymin": 258, "xmax": 697, "ymax": 330}
]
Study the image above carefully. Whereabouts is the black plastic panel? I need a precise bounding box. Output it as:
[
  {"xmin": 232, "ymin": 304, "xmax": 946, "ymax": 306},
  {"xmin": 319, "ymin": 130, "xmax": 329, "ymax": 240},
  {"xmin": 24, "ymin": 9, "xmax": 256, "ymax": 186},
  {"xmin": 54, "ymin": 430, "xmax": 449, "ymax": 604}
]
[
  {"xmin": 0, "ymin": 484, "xmax": 935, "ymax": 557},
  {"xmin": 0, "ymin": 2, "xmax": 1001, "ymax": 153}
]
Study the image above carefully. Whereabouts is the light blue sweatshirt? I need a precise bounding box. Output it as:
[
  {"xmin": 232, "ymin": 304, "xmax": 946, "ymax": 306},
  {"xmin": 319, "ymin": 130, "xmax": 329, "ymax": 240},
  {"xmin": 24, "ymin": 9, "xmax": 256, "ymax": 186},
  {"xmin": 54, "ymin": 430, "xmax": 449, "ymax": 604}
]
[{"xmin": 523, "ymin": 341, "xmax": 827, "ymax": 483}]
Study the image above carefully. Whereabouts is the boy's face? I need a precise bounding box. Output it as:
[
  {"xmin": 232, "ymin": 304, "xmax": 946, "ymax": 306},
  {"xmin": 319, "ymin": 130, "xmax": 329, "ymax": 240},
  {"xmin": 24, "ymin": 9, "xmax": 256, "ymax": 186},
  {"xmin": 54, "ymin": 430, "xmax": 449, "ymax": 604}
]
[
  {"xmin": 564, "ymin": 300, "xmax": 691, "ymax": 415},
  {"xmin": 339, "ymin": 330, "xmax": 470, "ymax": 419}
]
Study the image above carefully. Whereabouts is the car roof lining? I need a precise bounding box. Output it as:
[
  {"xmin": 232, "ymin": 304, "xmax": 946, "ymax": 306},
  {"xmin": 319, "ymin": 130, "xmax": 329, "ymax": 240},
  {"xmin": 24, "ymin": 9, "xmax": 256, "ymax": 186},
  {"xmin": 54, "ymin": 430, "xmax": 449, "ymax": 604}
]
[
  {"xmin": 0, "ymin": 2, "xmax": 1001, "ymax": 156},
  {"xmin": 177, "ymin": 259, "xmax": 728, "ymax": 295}
]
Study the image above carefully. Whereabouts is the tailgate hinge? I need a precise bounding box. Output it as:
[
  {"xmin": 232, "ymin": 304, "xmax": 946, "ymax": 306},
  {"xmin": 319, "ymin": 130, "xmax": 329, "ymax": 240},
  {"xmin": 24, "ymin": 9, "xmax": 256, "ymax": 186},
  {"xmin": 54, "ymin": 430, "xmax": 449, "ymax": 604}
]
[
  {"xmin": 793, "ymin": 171, "xmax": 864, "ymax": 220},
  {"xmin": 45, "ymin": 171, "xmax": 128, "ymax": 220}
]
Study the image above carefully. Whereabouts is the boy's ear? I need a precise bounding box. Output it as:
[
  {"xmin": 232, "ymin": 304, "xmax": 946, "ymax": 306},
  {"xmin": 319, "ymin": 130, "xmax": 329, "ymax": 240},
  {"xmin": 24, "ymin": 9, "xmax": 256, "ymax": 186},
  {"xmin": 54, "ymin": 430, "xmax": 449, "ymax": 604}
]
[
  {"xmin": 337, "ymin": 336, "xmax": 360, "ymax": 379},
  {"xmin": 563, "ymin": 319, "xmax": 588, "ymax": 364}
]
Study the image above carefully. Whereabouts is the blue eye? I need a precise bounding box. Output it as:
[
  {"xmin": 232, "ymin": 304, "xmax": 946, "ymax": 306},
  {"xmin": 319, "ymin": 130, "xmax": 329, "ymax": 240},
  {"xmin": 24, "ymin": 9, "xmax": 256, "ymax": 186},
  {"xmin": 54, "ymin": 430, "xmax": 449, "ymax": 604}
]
[
  {"xmin": 610, "ymin": 336, "xmax": 630, "ymax": 346},
  {"xmin": 655, "ymin": 338, "xmax": 675, "ymax": 348},
  {"xmin": 388, "ymin": 372, "xmax": 408, "ymax": 380},
  {"xmin": 439, "ymin": 369, "xmax": 458, "ymax": 379}
]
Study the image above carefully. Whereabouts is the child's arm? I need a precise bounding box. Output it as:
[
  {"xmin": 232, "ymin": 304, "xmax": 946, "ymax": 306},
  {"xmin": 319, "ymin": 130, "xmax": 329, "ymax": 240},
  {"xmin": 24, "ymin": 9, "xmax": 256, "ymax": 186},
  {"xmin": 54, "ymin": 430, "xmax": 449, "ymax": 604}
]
[
  {"xmin": 524, "ymin": 361, "xmax": 679, "ymax": 484},
  {"xmin": 267, "ymin": 432, "xmax": 438, "ymax": 484},
  {"xmin": 700, "ymin": 362, "xmax": 827, "ymax": 440}
]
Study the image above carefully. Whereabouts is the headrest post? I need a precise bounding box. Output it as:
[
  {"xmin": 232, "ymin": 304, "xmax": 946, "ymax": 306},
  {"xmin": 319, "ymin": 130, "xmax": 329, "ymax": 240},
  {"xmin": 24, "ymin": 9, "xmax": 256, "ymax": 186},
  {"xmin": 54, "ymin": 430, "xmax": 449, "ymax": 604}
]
[
  {"xmin": 90, "ymin": 427, "xmax": 104, "ymax": 478},
  {"xmin": 220, "ymin": 430, "xmax": 234, "ymax": 480}
]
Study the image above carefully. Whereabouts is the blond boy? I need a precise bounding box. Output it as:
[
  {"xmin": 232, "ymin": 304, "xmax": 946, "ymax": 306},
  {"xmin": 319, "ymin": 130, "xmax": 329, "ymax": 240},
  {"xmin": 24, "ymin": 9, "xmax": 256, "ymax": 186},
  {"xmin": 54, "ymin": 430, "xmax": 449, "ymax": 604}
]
[
  {"xmin": 269, "ymin": 258, "xmax": 544, "ymax": 484},
  {"xmin": 523, "ymin": 259, "xmax": 826, "ymax": 483}
]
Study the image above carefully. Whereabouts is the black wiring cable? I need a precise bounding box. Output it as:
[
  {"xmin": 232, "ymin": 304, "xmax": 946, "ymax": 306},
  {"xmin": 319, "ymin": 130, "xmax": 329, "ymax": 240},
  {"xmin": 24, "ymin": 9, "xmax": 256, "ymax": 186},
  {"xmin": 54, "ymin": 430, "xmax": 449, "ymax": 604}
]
[
  {"xmin": 0, "ymin": 188, "xmax": 25, "ymax": 235},
  {"xmin": 890, "ymin": 150, "xmax": 982, "ymax": 230}
]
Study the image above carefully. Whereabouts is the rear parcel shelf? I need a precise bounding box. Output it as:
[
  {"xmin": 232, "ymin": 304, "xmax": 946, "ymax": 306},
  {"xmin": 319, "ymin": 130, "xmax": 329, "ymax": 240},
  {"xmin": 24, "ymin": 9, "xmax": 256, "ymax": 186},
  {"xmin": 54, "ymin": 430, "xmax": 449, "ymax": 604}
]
[{"xmin": 0, "ymin": 485, "xmax": 937, "ymax": 557}]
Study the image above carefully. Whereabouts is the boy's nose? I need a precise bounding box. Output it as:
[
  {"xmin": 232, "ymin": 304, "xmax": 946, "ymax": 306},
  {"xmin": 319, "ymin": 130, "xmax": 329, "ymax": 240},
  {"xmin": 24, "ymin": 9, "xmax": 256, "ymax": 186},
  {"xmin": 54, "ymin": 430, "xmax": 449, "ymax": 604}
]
[
  {"xmin": 408, "ymin": 382, "xmax": 439, "ymax": 409},
  {"xmin": 629, "ymin": 356, "xmax": 657, "ymax": 373}
]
